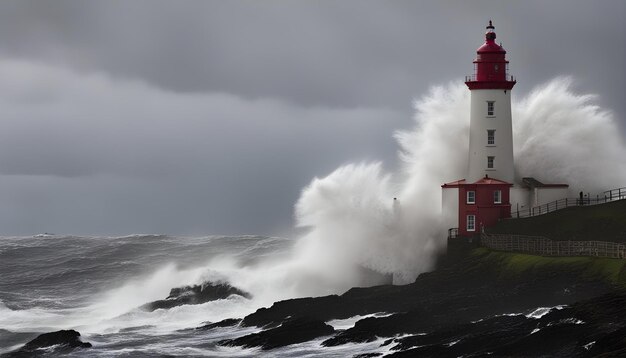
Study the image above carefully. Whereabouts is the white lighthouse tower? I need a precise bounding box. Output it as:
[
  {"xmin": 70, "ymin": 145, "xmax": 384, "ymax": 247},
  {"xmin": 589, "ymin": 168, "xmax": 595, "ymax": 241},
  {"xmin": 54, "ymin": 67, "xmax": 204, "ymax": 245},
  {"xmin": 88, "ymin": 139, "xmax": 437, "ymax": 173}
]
[
  {"xmin": 465, "ymin": 21, "xmax": 516, "ymax": 183},
  {"xmin": 442, "ymin": 21, "xmax": 569, "ymax": 240}
]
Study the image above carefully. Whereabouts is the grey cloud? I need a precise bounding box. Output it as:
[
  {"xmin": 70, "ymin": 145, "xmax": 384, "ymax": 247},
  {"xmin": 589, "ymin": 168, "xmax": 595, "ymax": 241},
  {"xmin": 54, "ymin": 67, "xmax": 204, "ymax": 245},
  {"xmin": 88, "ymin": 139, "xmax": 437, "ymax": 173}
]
[
  {"xmin": 0, "ymin": 1, "xmax": 622, "ymax": 235},
  {"xmin": 0, "ymin": 60, "xmax": 405, "ymax": 235},
  {"xmin": 1, "ymin": 1, "xmax": 623, "ymax": 121}
]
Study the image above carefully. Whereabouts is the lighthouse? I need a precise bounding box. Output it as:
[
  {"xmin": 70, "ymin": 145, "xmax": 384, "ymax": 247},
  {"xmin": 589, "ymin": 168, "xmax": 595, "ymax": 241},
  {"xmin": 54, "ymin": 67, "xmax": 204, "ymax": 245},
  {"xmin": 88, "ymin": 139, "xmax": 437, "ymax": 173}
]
[
  {"xmin": 465, "ymin": 21, "xmax": 516, "ymax": 183},
  {"xmin": 442, "ymin": 21, "xmax": 569, "ymax": 239}
]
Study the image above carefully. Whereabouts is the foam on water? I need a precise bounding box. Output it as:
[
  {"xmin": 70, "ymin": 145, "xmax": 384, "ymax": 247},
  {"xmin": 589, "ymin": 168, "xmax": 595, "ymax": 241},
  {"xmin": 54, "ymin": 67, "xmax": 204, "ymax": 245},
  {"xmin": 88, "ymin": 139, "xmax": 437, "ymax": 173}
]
[{"xmin": 326, "ymin": 312, "xmax": 393, "ymax": 330}]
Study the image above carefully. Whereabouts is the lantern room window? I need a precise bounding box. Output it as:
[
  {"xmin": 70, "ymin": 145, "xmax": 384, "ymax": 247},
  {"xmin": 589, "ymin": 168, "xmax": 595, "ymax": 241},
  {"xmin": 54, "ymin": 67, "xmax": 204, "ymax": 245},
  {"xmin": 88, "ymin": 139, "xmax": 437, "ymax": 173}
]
[{"xmin": 487, "ymin": 101, "xmax": 495, "ymax": 116}]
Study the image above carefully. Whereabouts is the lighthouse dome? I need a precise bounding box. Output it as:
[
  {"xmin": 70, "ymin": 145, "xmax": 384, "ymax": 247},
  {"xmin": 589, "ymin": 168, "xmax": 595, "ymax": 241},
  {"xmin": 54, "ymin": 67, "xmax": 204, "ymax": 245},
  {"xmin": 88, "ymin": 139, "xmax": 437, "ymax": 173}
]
[
  {"xmin": 477, "ymin": 20, "xmax": 506, "ymax": 54},
  {"xmin": 477, "ymin": 41, "xmax": 505, "ymax": 54}
]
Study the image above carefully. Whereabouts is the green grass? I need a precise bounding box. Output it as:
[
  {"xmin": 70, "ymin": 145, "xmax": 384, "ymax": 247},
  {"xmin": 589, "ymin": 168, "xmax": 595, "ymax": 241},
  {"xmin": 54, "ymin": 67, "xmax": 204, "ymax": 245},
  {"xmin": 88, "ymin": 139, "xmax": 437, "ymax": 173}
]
[
  {"xmin": 489, "ymin": 199, "xmax": 626, "ymax": 242},
  {"xmin": 471, "ymin": 247, "xmax": 626, "ymax": 287}
]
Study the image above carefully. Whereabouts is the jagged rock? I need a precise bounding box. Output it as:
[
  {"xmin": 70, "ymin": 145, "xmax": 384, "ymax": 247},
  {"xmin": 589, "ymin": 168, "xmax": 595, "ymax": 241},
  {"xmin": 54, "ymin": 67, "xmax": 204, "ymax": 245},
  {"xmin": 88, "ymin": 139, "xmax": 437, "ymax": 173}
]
[
  {"xmin": 383, "ymin": 292, "xmax": 626, "ymax": 357},
  {"xmin": 3, "ymin": 330, "xmax": 91, "ymax": 357},
  {"xmin": 238, "ymin": 249, "xmax": 613, "ymax": 350},
  {"xmin": 219, "ymin": 317, "xmax": 334, "ymax": 350},
  {"xmin": 197, "ymin": 318, "xmax": 242, "ymax": 330},
  {"xmin": 141, "ymin": 281, "xmax": 251, "ymax": 311}
]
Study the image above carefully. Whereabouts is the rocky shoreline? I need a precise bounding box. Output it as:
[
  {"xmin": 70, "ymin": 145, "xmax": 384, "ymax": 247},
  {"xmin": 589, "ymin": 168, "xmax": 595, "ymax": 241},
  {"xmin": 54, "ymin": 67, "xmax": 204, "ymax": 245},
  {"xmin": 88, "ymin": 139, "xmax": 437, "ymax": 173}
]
[
  {"xmin": 5, "ymin": 249, "xmax": 626, "ymax": 357},
  {"xmin": 217, "ymin": 248, "xmax": 626, "ymax": 356}
]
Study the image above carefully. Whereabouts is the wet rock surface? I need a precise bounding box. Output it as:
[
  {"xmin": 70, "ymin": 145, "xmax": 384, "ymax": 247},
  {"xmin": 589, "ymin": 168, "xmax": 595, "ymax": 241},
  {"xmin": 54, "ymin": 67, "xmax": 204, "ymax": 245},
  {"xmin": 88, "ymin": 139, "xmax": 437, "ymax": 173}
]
[
  {"xmin": 141, "ymin": 281, "xmax": 251, "ymax": 311},
  {"xmin": 2, "ymin": 330, "xmax": 91, "ymax": 357},
  {"xmin": 197, "ymin": 318, "xmax": 242, "ymax": 330},
  {"xmin": 219, "ymin": 317, "xmax": 334, "ymax": 350},
  {"xmin": 386, "ymin": 292, "xmax": 626, "ymax": 357},
  {"xmin": 231, "ymin": 249, "xmax": 626, "ymax": 356}
]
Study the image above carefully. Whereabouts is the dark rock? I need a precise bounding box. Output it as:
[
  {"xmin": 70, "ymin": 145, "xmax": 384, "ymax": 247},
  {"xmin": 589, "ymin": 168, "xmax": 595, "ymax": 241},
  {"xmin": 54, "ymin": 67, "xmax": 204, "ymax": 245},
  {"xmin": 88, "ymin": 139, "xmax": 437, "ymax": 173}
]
[
  {"xmin": 197, "ymin": 318, "xmax": 242, "ymax": 330},
  {"xmin": 235, "ymin": 248, "xmax": 616, "ymax": 353},
  {"xmin": 382, "ymin": 291, "xmax": 626, "ymax": 357},
  {"xmin": 219, "ymin": 317, "xmax": 334, "ymax": 350},
  {"xmin": 3, "ymin": 330, "xmax": 91, "ymax": 357},
  {"xmin": 141, "ymin": 281, "xmax": 251, "ymax": 311}
]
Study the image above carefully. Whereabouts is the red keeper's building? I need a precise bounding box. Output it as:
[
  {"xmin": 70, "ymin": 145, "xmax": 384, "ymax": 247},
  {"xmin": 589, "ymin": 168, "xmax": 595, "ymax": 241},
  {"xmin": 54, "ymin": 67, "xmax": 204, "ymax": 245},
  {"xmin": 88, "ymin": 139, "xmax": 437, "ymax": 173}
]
[{"xmin": 442, "ymin": 176, "xmax": 512, "ymax": 237}]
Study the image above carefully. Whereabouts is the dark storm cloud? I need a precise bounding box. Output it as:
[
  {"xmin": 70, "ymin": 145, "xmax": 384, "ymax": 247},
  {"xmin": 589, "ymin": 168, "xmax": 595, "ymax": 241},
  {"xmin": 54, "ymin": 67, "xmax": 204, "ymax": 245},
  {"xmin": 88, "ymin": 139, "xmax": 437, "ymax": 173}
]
[
  {"xmin": 0, "ymin": 60, "xmax": 405, "ymax": 235},
  {"xmin": 0, "ymin": 1, "xmax": 622, "ymax": 117},
  {"xmin": 0, "ymin": 1, "xmax": 622, "ymax": 235}
]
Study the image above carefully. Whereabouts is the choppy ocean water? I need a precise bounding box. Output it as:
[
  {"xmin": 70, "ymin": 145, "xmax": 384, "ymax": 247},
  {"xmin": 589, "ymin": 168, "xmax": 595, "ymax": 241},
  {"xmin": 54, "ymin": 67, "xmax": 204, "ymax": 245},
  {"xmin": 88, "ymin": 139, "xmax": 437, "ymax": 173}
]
[{"xmin": 0, "ymin": 235, "xmax": 396, "ymax": 356}]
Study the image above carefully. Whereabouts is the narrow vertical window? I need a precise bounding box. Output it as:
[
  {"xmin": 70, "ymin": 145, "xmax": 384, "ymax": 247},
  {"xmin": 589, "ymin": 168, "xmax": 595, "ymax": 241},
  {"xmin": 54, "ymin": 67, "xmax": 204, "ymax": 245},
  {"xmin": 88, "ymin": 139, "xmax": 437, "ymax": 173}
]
[
  {"xmin": 494, "ymin": 190, "xmax": 502, "ymax": 204},
  {"xmin": 487, "ymin": 101, "xmax": 495, "ymax": 116},
  {"xmin": 467, "ymin": 215, "xmax": 476, "ymax": 231},
  {"xmin": 466, "ymin": 191, "xmax": 476, "ymax": 204},
  {"xmin": 487, "ymin": 156, "xmax": 495, "ymax": 169},
  {"xmin": 487, "ymin": 130, "xmax": 495, "ymax": 145}
]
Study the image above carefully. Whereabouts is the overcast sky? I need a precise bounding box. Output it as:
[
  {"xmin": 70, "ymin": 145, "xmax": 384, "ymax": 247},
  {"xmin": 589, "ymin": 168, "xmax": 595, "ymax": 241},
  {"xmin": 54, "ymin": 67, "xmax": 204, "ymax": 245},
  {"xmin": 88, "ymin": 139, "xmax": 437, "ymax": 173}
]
[{"xmin": 0, "ymin": 1, "xmax": 623, "ymax": 236}]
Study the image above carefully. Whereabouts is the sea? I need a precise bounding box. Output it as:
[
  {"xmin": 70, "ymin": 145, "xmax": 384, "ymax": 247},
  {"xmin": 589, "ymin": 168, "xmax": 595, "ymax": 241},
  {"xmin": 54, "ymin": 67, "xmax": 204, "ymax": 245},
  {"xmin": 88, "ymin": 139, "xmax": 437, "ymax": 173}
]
[{"xmin": 0, "ymin": 235, "xmax": 392, "ymax": 357}]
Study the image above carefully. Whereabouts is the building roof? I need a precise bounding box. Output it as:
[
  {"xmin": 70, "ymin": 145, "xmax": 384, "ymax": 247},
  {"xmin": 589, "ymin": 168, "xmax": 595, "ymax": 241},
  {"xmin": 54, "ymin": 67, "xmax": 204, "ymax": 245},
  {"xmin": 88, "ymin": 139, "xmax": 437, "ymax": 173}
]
[
  {"xmin": 522, "ymin": 177, "xmax": 569, "ymax": 189},
  {"xmin": 474, "ymin": 176, "xmax": 513, "ymax": 185},
  {"xmin": 442, "ymin": 176, "xmax": 513, "ymax": 188},
  {"xmin": 442, "ymin": 179, "xmax": 467, "ymax": 187}
]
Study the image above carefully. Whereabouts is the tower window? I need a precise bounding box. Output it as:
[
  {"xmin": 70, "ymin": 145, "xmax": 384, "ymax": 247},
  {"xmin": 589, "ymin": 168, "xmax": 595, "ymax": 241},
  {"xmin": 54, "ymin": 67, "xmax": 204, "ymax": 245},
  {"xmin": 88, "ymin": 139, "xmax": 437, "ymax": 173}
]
[
  {"xmin": 487, "ymin": 156, "xmax": 495, "ymax": 169},
  {"xmin": 487, "ymin": 101, "xmax": 495, "ymax": 116},
  {"xmin": 487, "ymin": 130, "xmax": 495, "ymax": 145},
  {"xmin": 494, "ymin": 190, "xmax": 502, "ymax": 204},
  {"xmin": 467, "ymin": 215, "xmax": 476, "ymax": 231},
  {"xmin": 467, "ymin": 191, "xmax": 476, "ymax": 204}
]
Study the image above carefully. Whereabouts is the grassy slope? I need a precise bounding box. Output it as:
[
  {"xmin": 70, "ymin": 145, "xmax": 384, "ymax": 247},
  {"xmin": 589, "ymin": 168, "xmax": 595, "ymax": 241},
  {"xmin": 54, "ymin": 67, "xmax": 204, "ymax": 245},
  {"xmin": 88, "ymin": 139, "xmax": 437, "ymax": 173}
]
[
  {"xmin": 487, "ymin": 199, "xmax": 626, "ymax": 242},
  {"xmin": 471, "ymin": 247, "xmax": 626, "ymax": 288}
]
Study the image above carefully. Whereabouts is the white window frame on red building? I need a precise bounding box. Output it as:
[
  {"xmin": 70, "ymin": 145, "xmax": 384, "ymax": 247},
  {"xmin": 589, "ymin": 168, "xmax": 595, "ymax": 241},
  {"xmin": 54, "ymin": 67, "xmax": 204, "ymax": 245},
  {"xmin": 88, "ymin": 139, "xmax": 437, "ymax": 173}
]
[
  {"xmin": 466, "ymin": 191, "xmax": 476, "ymax": 204},
  {"xmin": 494, "ymin": 190, "xmax": 502, "ymax": 204},
  {"xmin": 467, "ymin": 214, "xmax": 476, "ymax": 231}
]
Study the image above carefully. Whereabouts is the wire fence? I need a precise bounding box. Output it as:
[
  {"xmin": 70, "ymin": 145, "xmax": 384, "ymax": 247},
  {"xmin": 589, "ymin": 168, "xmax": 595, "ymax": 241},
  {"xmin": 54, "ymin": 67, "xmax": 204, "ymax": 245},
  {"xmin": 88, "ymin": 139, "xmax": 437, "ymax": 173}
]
[{"xmin": 480, "ymin": 233, "xmax": 626, "ymax": 259}]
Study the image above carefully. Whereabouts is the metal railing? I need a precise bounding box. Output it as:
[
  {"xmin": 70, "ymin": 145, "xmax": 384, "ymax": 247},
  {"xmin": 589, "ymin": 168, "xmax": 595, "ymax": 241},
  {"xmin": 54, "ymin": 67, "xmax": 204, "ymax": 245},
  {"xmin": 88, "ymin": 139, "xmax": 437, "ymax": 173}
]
[
  {"xmin": 510, "ymin": 187, "xmax": 626, "ymax": 219},
  {"xmin": 465, "ymin": 74, "xmax": 516, "ymax": 82}
]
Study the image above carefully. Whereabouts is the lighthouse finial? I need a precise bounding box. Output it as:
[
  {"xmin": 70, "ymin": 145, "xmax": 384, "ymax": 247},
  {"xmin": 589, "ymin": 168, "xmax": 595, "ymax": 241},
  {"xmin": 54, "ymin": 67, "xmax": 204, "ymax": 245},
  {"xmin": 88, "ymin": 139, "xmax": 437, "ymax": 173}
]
[{"xmin": 485, "ymin": 20, "xmax": 496, "ymax": 41}]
